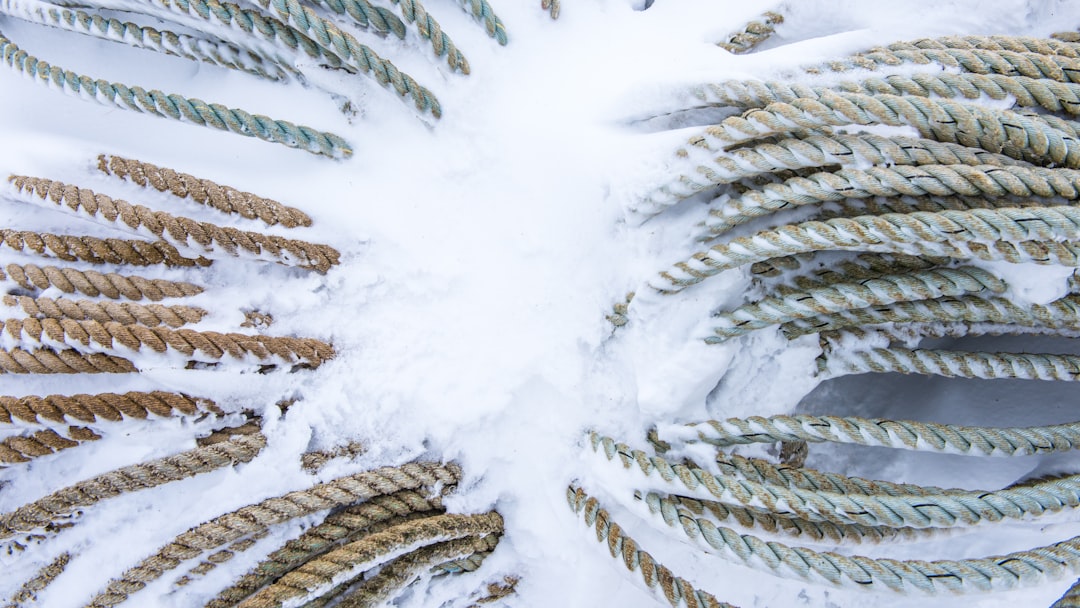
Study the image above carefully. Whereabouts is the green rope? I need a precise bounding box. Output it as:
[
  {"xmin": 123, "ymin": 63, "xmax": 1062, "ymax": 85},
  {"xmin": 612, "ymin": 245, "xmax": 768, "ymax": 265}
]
[{"xmin": 454, "ymin": 0, "xmax": 507, "ymax": 46}]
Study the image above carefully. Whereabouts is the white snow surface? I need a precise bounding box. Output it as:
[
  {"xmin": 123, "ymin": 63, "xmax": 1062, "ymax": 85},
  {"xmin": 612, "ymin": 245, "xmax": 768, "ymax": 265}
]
[{"xmin": 1, "ymin": 0, "xmax": 1080, "ymax": 606}]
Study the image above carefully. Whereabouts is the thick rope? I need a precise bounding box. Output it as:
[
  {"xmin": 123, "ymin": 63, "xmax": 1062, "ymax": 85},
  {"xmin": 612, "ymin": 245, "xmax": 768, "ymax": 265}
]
[
  {"xmin": 717, "ymin": 10, "xmax": 783, "ymax": 54},
  {"xmin": 453, "ymin": 0, "xmax": 507, "ymax": 45},
  {"xmin": 0, "ymin": 0, "xmax": 290, "ymax": 81},
  {"xmin": 2, "ymin": 263, "xmax": 204, "ymax": 301},
  {"xmin": 803, "ymin": 46, "xmax": 1080, "ymax": 82},
  {"xmin": 0, "ymin": 433, "xmax": 266, "ymax": 541},
  {"xmin": 301, "ymin": 0, "xmax": 406, "ymax": 38},
  {"xmin": 0, "ymin": 33, "xmax": 353, "ymax": 157},
  {"xmin": 8, "ymin": 176, "xmax": 340, "ymax": 272},
  {"xmin": 350, "ymin": 0, "xmax": 470, "ymax": 74},
  {"xmin": 96, "ymin": 154, "xmax": 312, "ymax": 228},
  {"xmin": 0, "ymin": 426, "xmax": 100, "ymax": 464},
  {"xmin": 567, "ymin": 486, "xmax": 736, "ymax": 608},
  {"xmin": 0, "ymin": 318, "xmax": 335, "ymax": 368},
  {"xmin": 0, "ymin": 229, "xmax": 208, "ymax": 268},
  {"xmin": 300, "ymin": 441, "xmax": 366, "ymax": 472},
  {"xmin": 0, "ymin": 347, "xmax": 136, "ymax": 373},
  {"xmin": 820, "ymin": 347, "xmax": 1080, "ymax": 381},
  {"xmin": 4, "ymin": 294, "xmax": 206, "ymax": 327},
  {"xmin": 4, "ymin": 552, "xmax": 70, "ymax": 608},
  {"xmin": 888, "ymin": 35, "xmax": 1080, "ymax": 57},
  {"xmin": 0, "ymin": 391, "xmax": 218, "ymax": 424},
  {"xmin": 1054, "ymin": 578, "xmax": 1080, "ymax": 608}
]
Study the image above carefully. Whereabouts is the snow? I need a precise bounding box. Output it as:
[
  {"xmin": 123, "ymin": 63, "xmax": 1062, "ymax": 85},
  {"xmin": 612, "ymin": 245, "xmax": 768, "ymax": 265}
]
[{"xmin": 1, "ymin": 0, "xmax": 1080, "ymax": 606}]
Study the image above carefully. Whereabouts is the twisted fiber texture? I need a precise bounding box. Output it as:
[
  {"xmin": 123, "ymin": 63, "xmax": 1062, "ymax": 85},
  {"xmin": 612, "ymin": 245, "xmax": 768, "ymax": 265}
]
[
  {"xmin": 706, "ymin": 164, "xmax": 1080, "ymax": 235},
  {"xmin": 590, "ymin": 433, "xmax": 1080, "ymax": 529},
  {"xmin": 888, "ymin": 35, "xmax": 1080, "ymax": 57},
  {"xmin": 805, "ymin": 46, "xmax": 1080, "ymax": 82},
  {"xmin": 654, "ymin": 206, "xmax": 1080, "ymax": 293},
  {"xmin": 717, "ymin": 10, "xmax": 783, "ymax": 54},
  {"xmin": 0, "ymin": 0, "xmax": 288, "ymax": 81},
  {"xmin": 0, "ymin": 318, "xmax": 334, "ymax": 367},
  {"xmin": 813, "ymin": 193, "xmax": 1054, "ymax": 223},
  {"xmin": 711, "ymin": 266, "xmax": 1006, "ymax": 341},
  {"xmin": 781, "ymin": 293, "xmax": 1080, "ymax": 339},
  {"xmin": 0, "ymin": 229, "xmax": 207, "ymax": 267},
  {"xmin": 430, "ymin": 533, "xmax": 499, "ymax": 572},
  {"xmin": 650, "ymin": 133, "xmax": 1026, "ymax": 209},
  {"xmin": 4, "ymin": 294, "xmax": 206, "ymax": 327},
  {"xmin": 2, "ymin": 263, "xmax": 203, "ymax": 301},
  {"xmin": 362, "ymin": 0, "xmax": 469, "ymax": 73},
  {"xmin": 761, "ymin": 253, "xmax": 948, "ymax": 295},
  {"xmin": 0, "ymin": 426, "xmax": 100, "ymax": 464},
  {"xmin": 97, "ymin": 155, "xmax": 311, "ymax": 228},
  {"xmin": 301, "ymin": 0, "xmax": 405, "ymax": 38},
  {"xmin": 540, "ymin": 0, "xmax": 558, "ymax": 20},
  {"xmin": 454, "ymin": 0, "xmax": 506, "ymax": 45},
  {"xmin": 821, "ymin": 347, "xmax": 1080, "ymax": 381},
  {"xmin": 1054, "ymin": 578, "xmax": 1080, "ymax": 608},
  {"xmin": 300, "ymin": 441, "xmax": 366, "ymax": 472},
  {"xmin": 4, "ymin": 552, "xmax": 70, "ymax": 608},
  {"xmin": 90, "ymin": 464, "xmax": 459, "ymax": 608},
  {"xmin": 0, "ymin": 347, "xmax": 135, "ymax": 373},
  {"xmin": 237, "ymin": 512, "xmax": 504, "ymax": 608},
  {"xmin": 567, "ymin": 486, "xmax": 736, "ymax": 608},
  {"xmin": 645, "ymin": 490, "xmax": 1080, "ymax": 594},
  {"xmin": 250, "ymin": 0, "xmax": 442, "ymax": 117},
  {"xmin": 9, "ymin": 176, "xmax": 340, "ymax": 272},
  {"xmin": 0, "ymin": 433, "xmax": 266, "ymax": 539},
  {"xmin": 674, "ymin": 415, "xmax": 1080, "ymax": 456},
  {"xmin": 695, "ymin": 93, "xmax": 1079, "ymax": 167},
  {"xmin": 0, "ymin": 391, "xmax": 218, "ymax": 425},
  {"xmin": 207, "ymin": 491, "xmax": 443, "ymax": 608},
  {"xmin": 0, "ymin": 34, "xmax": 352, "ymax": 157},
  {"xmin": 693, "ymin": 74, "xmax": 1080, "ymax": 116}
]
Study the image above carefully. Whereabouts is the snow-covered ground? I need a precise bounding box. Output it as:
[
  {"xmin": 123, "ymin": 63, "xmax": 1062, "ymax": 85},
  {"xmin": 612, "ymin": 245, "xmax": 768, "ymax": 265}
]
[{"xmin": 1, "ymin": 0, "xmax": 1080, "ymax": 606}]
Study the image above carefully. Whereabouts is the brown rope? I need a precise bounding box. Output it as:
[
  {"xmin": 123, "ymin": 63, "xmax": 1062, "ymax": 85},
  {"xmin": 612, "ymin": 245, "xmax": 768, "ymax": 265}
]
[
  {"xmin": 0, "ymin": 229, "xmax": 208, "ymax": 267},
  {"xmin": 86, "ymin": 463, "xmax": 460, "ymax": 608},
  {"xmin": 0, "ymin": 392, "xmax": 218, "ymax": 424},
  {"xmin": 9, "ymin": 176, "xmax": 339, "ymax": 272},
  {"xmin": 300, "ymin": 441, "xmax": 366, "ymax": 472},
  {"xmin": 3, "ymin": 264, "xmax": 203, "ymax": 301},
  {"xmin": 0, "ymin": 347, "xmax": 136, "ymax": 374},
  {"xmin": 97, "ymin": 154, "xmax": 313, "ymax": 229},
  {"xmin": 0, "ymin": 318, "xmax": 334, "ymax": 368},
  {"xmin": 4, "ymin": 552, "xmax": 70, "ymax": 608},
  {"xmin": 4, "ymin": 295, "xmax": 206, "ymax": 328},
  {"xmin": 0, "ymin": 427, "xmax": 100, "ymax": 465},
  {"xmin": 0, "ymin": 433, "xmax": 266, "ymax": 541}
]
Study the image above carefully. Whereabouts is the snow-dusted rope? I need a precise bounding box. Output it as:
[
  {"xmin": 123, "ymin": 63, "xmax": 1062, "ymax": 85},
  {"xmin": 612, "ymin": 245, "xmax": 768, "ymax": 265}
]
[
  {"xmin": 717, "ymin": 10, "xmax": 783, "ymax": 54},
  {"xmin": 4, "ymin": 294, "xmax": 206, "ymax": 327},
  {"xmin": 2, "ymin": 263, "xmax": 204, "ymax": 301},
  {"xmin": 0, "ymin": 391, "xmax": 218, "ymax": 424}
]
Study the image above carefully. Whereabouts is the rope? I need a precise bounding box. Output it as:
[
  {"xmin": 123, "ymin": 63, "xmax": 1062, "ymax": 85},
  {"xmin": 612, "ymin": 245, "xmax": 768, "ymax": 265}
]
[
  {"xmin": 0, "ymin": 0, "xmax": 290, "ymax": 81},
  {"xmin": 430, "ymin": 534, "xmax": 500, "ymax": 573},
  {"xmin": 540, "ymin": 0, "xmax": 559, "ymax": 20},
  {"xmin": 0, "ymin": 347, "xmax": 136, "ymax": 373},
  {"xmin": 804, "ymin": 46, "xmax": 1080, "ymax": 82},
  {"xmin": 0, "ymin": 433, "xmax": 266, "ymax": 541},
  {"xmin": 0, "ymin": 33, "xmax": 353, "ymax": 157},
  {"xmin": 705, "ymin": 164, "xmax": 1080, "ymax": 235},
  {"xmin": 96, "ymin": 154, "xmax": 312, "ymax": 228},
  {"xmin": 887, "ymin": 35, "xmax": 1080, "ymax": 57},
  {"xmin": 711, "ymin": 266, "xmax": 1006, "ymax": 341},
  {"xmin": 8, "ymin": 176, "xmax": 340, "ymax": 272},
  {"xmin": 2, "ymin": 263, "xmax": 204, "ymax": 301},
  {"xmin": 1054, "ymin": 578, "xmax": 1080, "ymax": 608},
  {"xmin": 757, "ymin": 253, "xmax": 949, "ymax": 293},
  {"xmin": 300, "ymin": 441, "xmax": 366, "ymax": 472},
  {"xmin": 4, "ymin": 552, "xmax": 70, "ymax": 608},
  {"xmin": 566, "ymin": 486, "xmax": 736, "ymax": 608},
  {"xmin": 653, "ymin": 206, "xmax": 1080, "ymax": 293},
  {"xmin": 0, "ymin": 318, "xmax": 335, "ymax": 368},
  {"xmin": 717, "ymin": 10, "xmax": 783, "ymax": 54},
  {"xmin": 0, "ymin": 426, "xmax": 100, "ymax": 465},
  {"xmin": 0, "ymin": 391, "xmax": 218, "ymax": 424},
  {"xmin": 0, "ymin": 229, "xmax": 208, "ymax": 267},
  {"xmin": 453, "ymin": 0, "xmax": 507, "ymax": 45},
  {"xmin": 300, "ymin": 0, "xmax": 406, "ymax": 38},
  {"xmin": 4, "ymin": 294, "xmax": 206, "ymax": 327},
  {"xmin": 820, "ymin": 346, "xmax": 1080, "ymax": 381},
  {"xmin": 372, "ymin": 0, "xmax": 470, "ymax": 73}
]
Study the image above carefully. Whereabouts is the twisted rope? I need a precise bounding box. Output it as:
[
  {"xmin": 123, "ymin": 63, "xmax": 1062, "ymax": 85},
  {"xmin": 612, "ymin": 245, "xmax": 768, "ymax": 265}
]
[
  {"xmin": 821, "ymin": 347, "xmax": 1080, "ymax": 381},
  {"xmin": 0, "ymin": 426, "xmax": 99, "ymax": 464},
  {"xmin": 0, "ymin": 347, "xmax": 135, "ymax": 373},
  {"xmin": 8, "ymin": 176, "xmax": 340, "ymax": 272},
  {"xmin": 88, "ymin": 463, "xmax": 459, "ymax": 607},
  {"xmin": 4, "ymin": 552, "xmax": 70, "ymax": 608},
  {"xmin": 0, "ymin": 33, "xmax": 352, "ymax": 157},
  {"xmin": 4, "ymin": 294, "xmax": 206, "ymax": 327},
  {"xmin": 355, "ymin": 0, "xmax": 469, "ymax": 73},
  {"xmin": 887, "ymin": 35, "xmax": 1080, "ymax": 57},
  {"xmin": 302, "ymin": 0, "xmax": 405, "ymax": 38},
  {"xmin": 0, "ymin": 391, "xmax": 218, "ymax": 424},
  {"xmin": 804, "ymin": 46, "xmax": 1080, "ymax": 82},
  {"xmin": 1054, "ymin": 578, "xmax": 1080, "ymax": 608},
  {"xmin": 0, "ymin": 318, "xmax": 334, "ymax": 368},
  {"xmin": 454, "ymin": 0, "xmax": 507, "ymax": 45},
  {"xmin": 0, "ymin": 229, "xmax": 208, "ymax": 267},
  {"xmin": 97, "ymin": 154, "xmax": 311, "ymax": 228},
  {"xmin": 540, "ymin": 0, "xmax": 558, "ymax": 20},
  {"xmin": 0, "ymin": 433, "xmax": 266, "ymax": 540},
  {"xmin": 2, "ymin": 263, "xmax": 203, "ymax": 301},
  {"xmin": 717, "ymin": 10, "xmax": 783, "ymax": 54}
]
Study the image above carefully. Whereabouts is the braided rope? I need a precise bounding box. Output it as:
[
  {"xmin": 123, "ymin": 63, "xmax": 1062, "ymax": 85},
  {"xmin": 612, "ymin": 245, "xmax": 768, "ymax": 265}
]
[
  {"xmin": 654, "ymin": 206, "xmax": 1080, "ymax": 293},
  {"xmin": 0, "ymin": 347, "xmax": 136, "ymax": 373},
  {"xmin": 0, "ymin": 318, "xmax": 335, "ymax": 368},
  {"xmin": 4, "ymin": 552, "xmax": 70, "ymax": 608},
  {"xmin": 804, "ymin": 46, "xmax": 1080, "ymax": 82},
  {"xmin": 717, "ymin": 10, "xmax": 783, "ymax": 54},
  {"xmin": 97, "ymin": 154, "xmax": 311, "ymax": 228},
  {"xmin": 0, "ymin": 0, "xmax": 290, "ymax": 81},
  {"xmin": 567, "ymin": 486, "xmax": 735, "ymax": 608},
  {"xmin": 671, "ymin": 415, "xmax": 1080, "ymax": 456},
  {"xmin": 4, "ymin": 294, "xmax": 206, "ymax": 327},
  {"xmin": 0, "ymin": 426, "xmax": 100, "ymax": 464},
  {"xmin": 0, "ymin": 391, "xmax": 218, "ymax": 424},
  {"xmin": 706, "ymin": 164, "xmax": 1080, "ymax": 235},
  {"xmin": 2, "ymin": 263, "xmax": 204, "ymax": 301},
  {"xmin": 0, "ymin": 433, "xmax": 266, "ymax": 540},
  {"xmin": 821, "ymin": 347, "xmax": 1080, "ymax": 381},
  {"xmin": 711, "ymin": 266, "xmax": 1006, "ymax": 341},
  {"xmin": 8, "ymin": 176, "xmax": 340, "ymax": 271},
  {"xmin": 454, "ymin": 0, "xmax": 507, "ymax": 45},
  {"xmin": 0, "ymin": 33, "xmax": 352, "ymax": 157},
  {"xmin": 88, "ymin": 464, "xmax": 458, "ymax": 607}
]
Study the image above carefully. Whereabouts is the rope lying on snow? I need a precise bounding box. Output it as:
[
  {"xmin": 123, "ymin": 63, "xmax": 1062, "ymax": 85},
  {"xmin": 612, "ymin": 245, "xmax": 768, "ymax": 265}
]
[
  {"xmin": 717, "ymin": 9, "xmax": 784, "ymax": 54},
  {"xmin": 4, "ymin": 294, "xmax": 207, "ymax": 327},
  {"xmin": 1, "ymin": 263, "xmax": 204, "ymax": 301},
  {"xmin": 0, "ymin": 391, "xmax": 219, "ymax": 424}
]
